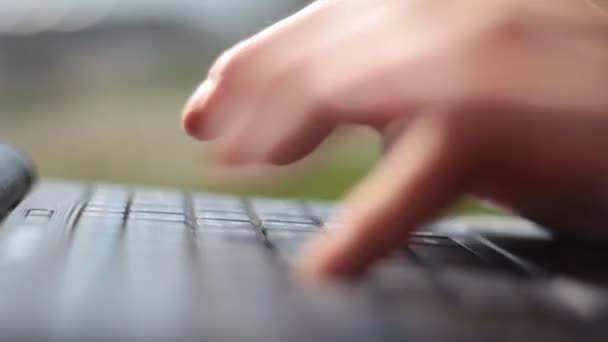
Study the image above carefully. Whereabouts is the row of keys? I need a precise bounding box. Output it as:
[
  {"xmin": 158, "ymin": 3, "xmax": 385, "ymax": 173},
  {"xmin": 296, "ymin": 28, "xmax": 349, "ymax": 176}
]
[
  {"xmin": 81, "ymin": 186, "xmax": 342, "ymax": 224},
  {"xmin": 80, "ymin": 187, "xmax": 452, "ymax": 244}
]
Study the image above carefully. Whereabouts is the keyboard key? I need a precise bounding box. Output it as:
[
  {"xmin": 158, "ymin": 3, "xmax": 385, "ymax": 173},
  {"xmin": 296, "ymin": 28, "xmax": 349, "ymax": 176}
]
[
  {"xmin": 59, "ymin": 216, "xmax": 126, "ymax": 332},
  {"xmin": 195, "ymin": 211, "xmax": 251, "ymax": 222},
  {"xmin": 197, "ymin": 219, "xmax": 256, "ymax": 231},
  {"xmin": 126, "ymin": 220, "xmax": 188, "ymax": 232},
  {"xmin": 198, "ymin": 222, "xmax": 260, "ymax": 246},
  {"xmin": 129, "ymin": 212, "xmax": 186, "ymax": 223},
  {"xmin": 124, "ymin": 222, "xmax": 194, "ymax": 253},
  {"xmin": 24, "ymin": 209, "xmax": 54, "ymax": 223},
  {"xmin": 80, "ymin": 211, "xmax": 125, "ymax": 219},
  {"xmin": 76, "ymin": 217, "xmax": 124, "ymax": 235},
  {"xmin": 197, "ymin": 220, "xmax": 260, "ymax": 244},
  {"xmin": 86, "ymin": 201, "xmax": 128, "ymax": 209},
  {"xmin": 83, "ymin": 205, "xmax": 126, "ymax": 214},
  {"xmin": 130, "ymin": 204, "xmax": 185, "ymax": 215},
  {"xmin": 250, "ymin": 198, "xmax": 305, "ymax": 216},
  {"xmin": 199, "ymin": 228, "xmax": 259, "ymax": 240},
  {"xmin": 91, "ymin": 184, "xmax": 129, "ymax": 195},
  {"xmin": 119, "ymin": 218, "xmax": 197, "ymax": 332},
  {"xmin": 132, "ymin": 188, "xmax": 184, "ymax": 206},
  {"xmin": 193, "ymin": 193, "xmax": 245, "ymax": 212},
  {"xmin": 88, "ymin": 186, "xmax": 130, "ymax": 207},
  {"xmin": 256, "ymin": 213, "xmax": 316, "ymax": 224},
  {"xmin": 25, "ymin": 209, "xmax": 54, "ymax": 218},
  {"xmin": 266, "ymin": 229, "xmax": 316, "ymax": 238},
  {"xmin": 197, "ymin": 227, "xmax": 277, "ymax": 281},
  {"xmin": 263, "ymin": 221, "xmax": 319, "ymax": 232},
  {"xmin": 194, "ymin": 203, "xmax": 246, "ymax": 213}
]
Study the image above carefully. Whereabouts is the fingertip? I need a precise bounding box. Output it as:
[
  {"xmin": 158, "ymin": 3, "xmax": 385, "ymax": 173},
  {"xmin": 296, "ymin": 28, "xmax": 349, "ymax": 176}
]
[
  {"xmin": 182, "ymin": 108, "xmax": 203, "ymax": 139},
  {"xmin": 294, "ymin": 227, "xmax": 365, "ymax": 282},
  {"xmin": 182, "ymin": 80, "xmax": 217, "ymax": 140},
  {"xmin": 294, "ymin": 238, "xmax": 339, "ymax": 283},
  {"xmin": 297, "ymin": 114, "xmax": 469, "ymax": 282}
]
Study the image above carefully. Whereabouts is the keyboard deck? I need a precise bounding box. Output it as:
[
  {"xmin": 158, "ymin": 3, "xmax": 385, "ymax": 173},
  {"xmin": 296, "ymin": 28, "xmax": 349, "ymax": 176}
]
[
  {"xmin": 17, "ymin": 181, "xmax": 499, "ymax": 270},
  {"xmin": 1, "ymin": 181, "xmax": 607, "ymax": 342}
]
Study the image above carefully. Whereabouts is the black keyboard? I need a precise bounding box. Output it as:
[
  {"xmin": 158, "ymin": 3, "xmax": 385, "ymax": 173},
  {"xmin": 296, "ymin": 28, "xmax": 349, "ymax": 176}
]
[
  {"xmin": 11, "ymin": 181, "xmax": 604, "ymax": 279},
  {"xmin": 12, "ymin": 182, "xmax": 567, "ymax": 276},
  {"xmin": 2, "ymin": 181, "xmax": 608, "ymax": 342},
  {"xmin": 70, "ymin": 184, "xmax": 501, "ymax": 270}
]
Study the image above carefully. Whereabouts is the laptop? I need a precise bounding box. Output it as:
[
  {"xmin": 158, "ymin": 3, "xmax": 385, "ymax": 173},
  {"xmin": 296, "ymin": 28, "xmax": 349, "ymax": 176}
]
[{"xmin": 1, "ymin": 143, "xmax": 608, "ymax": 341}]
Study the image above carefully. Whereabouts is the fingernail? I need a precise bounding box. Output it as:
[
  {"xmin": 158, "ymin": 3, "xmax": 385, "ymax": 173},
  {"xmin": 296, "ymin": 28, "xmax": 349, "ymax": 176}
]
[{"xmin": 182, "ymin": 79, "xmax": 215, "ymax": 119}]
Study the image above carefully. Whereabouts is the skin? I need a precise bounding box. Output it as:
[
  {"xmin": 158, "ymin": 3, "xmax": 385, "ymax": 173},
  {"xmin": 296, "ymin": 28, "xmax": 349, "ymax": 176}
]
[{"xmin": 182, "ymin": 0, "xmax": 608, "ymax": 281}]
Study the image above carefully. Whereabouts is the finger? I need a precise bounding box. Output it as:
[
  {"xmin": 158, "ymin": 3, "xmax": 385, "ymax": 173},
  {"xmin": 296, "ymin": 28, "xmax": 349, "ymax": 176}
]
[
  {"xmin": 214, "ymin": 108, "xmax": 335, "ymax": 166},
  {"xmin": 181, "ymin": 0, "xmax": 345, "ymax": 141},
  {"xmin": 210, "ymin": 63, "xmax": 336, "ymax": 165},
  {"xmin": 181, "ymin": 42, "xmax": 266, "ymax": 141},
  {"xmin": 297, "ymin": 112, "xmax": 472, "ymax": 280},
  {"xmin": 382, "ymin": 117, "xmax": 411, "ymax": 154},
  {"xmin": 182, "ymin": 79, "xmax": 217, "ymax": 139},
  {"xmin": 182, "ymin": 0, "xmax": 414, "ymax": 142}
]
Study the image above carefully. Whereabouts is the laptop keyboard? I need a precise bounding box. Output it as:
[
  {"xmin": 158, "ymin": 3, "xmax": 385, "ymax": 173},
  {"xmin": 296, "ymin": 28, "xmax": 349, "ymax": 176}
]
[
  {"xmin": 69, "ymin": 184, "xmax": 498, "ymax": 270},
  {"xmin": 3, "ymin": 181, "xmax": 607, "ymax": 341},
  {"xmin": 10, "ymin": 181, "xmax": 559, "ymax": 279},
  {"xmin": 7, "ymin": 182, "xmax": 526, "ymax": 275}
]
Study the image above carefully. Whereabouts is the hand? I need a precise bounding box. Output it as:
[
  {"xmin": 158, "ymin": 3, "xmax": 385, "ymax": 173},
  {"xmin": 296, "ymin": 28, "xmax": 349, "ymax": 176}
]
[{"xmin": 182, "ymin": 0, "xmax": 608, "ymax": 280}]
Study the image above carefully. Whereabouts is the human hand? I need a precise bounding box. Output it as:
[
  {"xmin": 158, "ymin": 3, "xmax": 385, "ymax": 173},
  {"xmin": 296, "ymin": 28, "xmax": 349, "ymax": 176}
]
[{"xmin": 182, "ymin": 0, "xmax": 608, "ymax": 280}]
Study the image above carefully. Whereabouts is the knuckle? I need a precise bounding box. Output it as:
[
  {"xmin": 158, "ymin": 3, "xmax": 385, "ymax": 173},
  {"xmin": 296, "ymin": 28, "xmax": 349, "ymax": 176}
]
[
  {"xmin": 212, "ymin": 53, "xmax": 245, "ymax": 84},
  {"xmin": 269, "ymin": 57, "xmax": 325, "ymax": 115},
  {"xmin": 209, "ymin": 42, "xmax": 256, "ymax": 84},
  {"xmin": 292, "ymin": 60, "xmax": 343, "ymax": 120}
]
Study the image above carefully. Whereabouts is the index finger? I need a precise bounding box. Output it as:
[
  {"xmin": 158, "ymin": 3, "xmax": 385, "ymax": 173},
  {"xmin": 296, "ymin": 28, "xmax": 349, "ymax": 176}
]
[{"xmin": 297, "ymin": 112, "xmax": 472, "ymax": 280}]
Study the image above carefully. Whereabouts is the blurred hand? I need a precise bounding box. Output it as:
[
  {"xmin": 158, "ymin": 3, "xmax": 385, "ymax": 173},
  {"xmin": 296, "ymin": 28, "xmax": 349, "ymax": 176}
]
[{"xmin": 182, "ymin": 0, "xmax": 608, "ymax": 280}]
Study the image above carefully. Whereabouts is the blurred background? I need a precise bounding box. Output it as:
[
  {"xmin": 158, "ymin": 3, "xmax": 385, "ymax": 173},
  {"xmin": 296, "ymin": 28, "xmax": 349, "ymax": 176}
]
[
  {"xmin": 0, "ymin": 0, "xmax": 490, "ymax": 213},
  {"xmin": 0, "ymin": 0, "xmax": 384, "ymax": 199}
]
